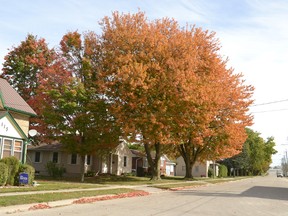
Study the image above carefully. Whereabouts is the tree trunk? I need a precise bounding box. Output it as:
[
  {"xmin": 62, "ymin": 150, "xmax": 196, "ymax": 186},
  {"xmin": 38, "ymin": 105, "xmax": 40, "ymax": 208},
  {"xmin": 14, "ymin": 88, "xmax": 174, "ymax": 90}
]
[
  {"xmin": 80, "ymin": 155, "xmax": 86, "ymax": 182},
  {"xmin": 178, "ymin": 143, "xmax": 199, "ymax": 179},
  {"xmin": 144, "ymin": 142, "xmax": 162, "ymax": 180}
]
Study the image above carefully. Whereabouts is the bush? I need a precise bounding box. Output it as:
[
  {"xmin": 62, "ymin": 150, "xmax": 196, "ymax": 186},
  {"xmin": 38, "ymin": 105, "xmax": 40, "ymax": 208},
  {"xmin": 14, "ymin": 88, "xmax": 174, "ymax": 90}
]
[
  {"xmin": 46, "ymin": 161, "xmax": 66, "ymax": 178},
  {"xmin": 85, "ymin": 170, "xmax": 96, "ymax": 177},
  {"xmin": 0, "ymin": 162, "xmax": 8, "ymax": 186},
  {"xmin": 208, "ymin": 168, "xmax": 214, "ymax": 178},
  {"xmin": 0, "ymin": 156, "xmax": 20, "ymax": 185},
  {"xmin": 15, "ymin": 164, "xmax": 35, "ymax": 185},
  {"xmin": 218, "ymin": 164, "xmax": 228, "ymax": 178}
]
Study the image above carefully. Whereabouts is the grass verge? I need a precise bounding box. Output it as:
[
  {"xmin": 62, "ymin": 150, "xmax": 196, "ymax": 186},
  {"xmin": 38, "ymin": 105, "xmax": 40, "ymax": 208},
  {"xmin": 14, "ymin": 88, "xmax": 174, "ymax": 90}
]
[
  {"xmin": 0, "ymin": 181, "xmax": 103, "ymax": 193},
  {"xmin": 0, "ymin": 188, "xmax": 136, "ymax": 207}
]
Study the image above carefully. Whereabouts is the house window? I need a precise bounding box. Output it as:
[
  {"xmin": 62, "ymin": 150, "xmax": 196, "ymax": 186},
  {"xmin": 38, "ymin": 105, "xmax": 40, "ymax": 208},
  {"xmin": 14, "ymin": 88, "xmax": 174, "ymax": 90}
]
[
  {"xmin": 35, "ymin": 152, "xmax": 41, "ymax": 163},
  {"xmin": 161, "ymin": 158, "xmax": 165, "ymax": 166},
  {"xmin": 52, "ymin": 152, "xmax": 58, "ymax": 163},
  {"xmin": 13, "ymin": 140, "xmax": 22, "ymax": 160},
  {"xmin": 71, "ymin": 154, "xmax": 77, "ymax": 165},
  {"xmin": 195, "ymin": 166, "xmax": 199, "ymax": 173},
  {"xmin": 86, "ymin": 155, "xmax": 91, "ymax": 165},
  {"xmin": 3, "ymin": 139, "xmax": 12, "ymax": 158},
  {"xmin": 124, "ymin": 156, "xmax": 127, "ymax": 167},
  {"xmin": 182, "ymin": 166, "xmax": 186, "ymax": 171},
  {"xmin": 143, "ymin": 158, "xmax": 148, "ymax": 168}
]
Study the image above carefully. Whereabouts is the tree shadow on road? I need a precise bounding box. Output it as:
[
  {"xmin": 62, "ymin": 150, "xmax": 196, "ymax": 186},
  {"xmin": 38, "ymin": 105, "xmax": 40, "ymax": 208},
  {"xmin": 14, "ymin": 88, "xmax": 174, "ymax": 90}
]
[{"xmin": 241, "ymin": 186, "xmax": 288, "ymax": 201}]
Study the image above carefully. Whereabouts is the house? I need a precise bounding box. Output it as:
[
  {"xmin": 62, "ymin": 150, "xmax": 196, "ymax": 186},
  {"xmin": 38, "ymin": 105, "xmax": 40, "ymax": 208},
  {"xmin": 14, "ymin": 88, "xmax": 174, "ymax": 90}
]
[
  {"xmin": 131, "ymin": 149, "xmax": 175, "ymax": 177},
  {"xmin": 0, "ymin": 78, "xmax": 37, "ymax": 163},
  {"xmin": 161, "ymin": 154, "xmax": 176, "ymax": 176},
  {"xmin": 176, "ymin": 156, "xmax": 219, "ymax": 177},
  {"xmin": 131, "ymin": 149, "xmax": 148, "ymax": 176},
  {"xmin": 27, "ymin": 141, "xmax": 133, "ymax": 177}
]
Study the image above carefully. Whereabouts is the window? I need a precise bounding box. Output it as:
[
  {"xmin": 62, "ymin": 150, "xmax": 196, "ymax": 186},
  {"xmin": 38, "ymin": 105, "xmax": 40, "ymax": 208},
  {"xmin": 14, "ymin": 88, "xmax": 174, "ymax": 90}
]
[
  {"xmin": 143, "ymin": 158, "xmax": 148, "ymax": 168},
  {"xmin": 3, "ymin": 139, "xmax": 12, "ymax": 158},
  {"xmin": 52, "ymin": 152, "xmax": 58, "ymax": 163},
  {"xmin": 161, "ymin": 158, "xmax": 165, "ymax": 166},
  {"xmin": 124, "ymin": 156, "xmax": 127, "ymax": 167},
  {"xmin": 182, "ymin": 166, "xmax": 186, "ymax": 171},
  {"xmin": 13, "ymin": 140, "xmax": 23, "ymax": 160},
  {"xmin": 35, "ymin": 152, "xmax": 41, "ymax": 163},
  {"xmin": 86, "ymin": 155, "xmax": 91, "ymax": 165},
  {"xmin": 71, "ymin": 154, "xmax": 77, "ymax": 165},
  {"xmin": 195, "ymin": 166, "xmax": 199, "ymax": 173}
]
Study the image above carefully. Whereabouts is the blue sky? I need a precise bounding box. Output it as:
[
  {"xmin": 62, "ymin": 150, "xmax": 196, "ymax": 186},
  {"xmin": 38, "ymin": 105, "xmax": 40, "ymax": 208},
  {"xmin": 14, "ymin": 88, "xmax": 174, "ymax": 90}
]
[{"xmin": 1, "ymin": 0, "xmax": 288, "ymax": 165}]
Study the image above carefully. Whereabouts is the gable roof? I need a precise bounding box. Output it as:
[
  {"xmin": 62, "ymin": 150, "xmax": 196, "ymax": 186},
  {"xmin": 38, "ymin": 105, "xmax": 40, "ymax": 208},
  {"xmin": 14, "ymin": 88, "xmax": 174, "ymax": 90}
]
[
  {"xmin": 0, "ymin": 78, "xmax": 37, "ymax": 116},
  {"xmin": 0, "ymin": 111, "xmax": 28, "ymax": 139},
  {"xmin": 27, "ymin": 143, "xmax": 63, "ymax": 151}
]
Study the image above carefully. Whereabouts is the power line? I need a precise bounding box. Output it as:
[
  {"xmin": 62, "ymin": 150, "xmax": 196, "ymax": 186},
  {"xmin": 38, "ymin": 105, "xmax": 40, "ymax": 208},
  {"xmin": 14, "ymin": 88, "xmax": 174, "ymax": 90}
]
[
  {"xmin": 251, "ymin": 99, "xmax": 288, "ymax": 107},
  {"xmin": 250, "ymin": 108, "xmax": 288, "ymax": 114}
]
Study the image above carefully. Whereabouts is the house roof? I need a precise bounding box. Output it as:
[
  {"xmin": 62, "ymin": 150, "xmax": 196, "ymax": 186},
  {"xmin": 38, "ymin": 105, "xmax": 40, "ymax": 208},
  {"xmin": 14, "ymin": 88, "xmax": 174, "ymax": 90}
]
[
  {"xmin": 27, "ymin": 143, "xmax": 63, "ymax": 151},
  {"xmin": 0, "ymin": 78, "xmax": 37, "ymax": 116},
  {"xmin": 130, "ymin": 149, "xmax": 146, "ymax": 157}
]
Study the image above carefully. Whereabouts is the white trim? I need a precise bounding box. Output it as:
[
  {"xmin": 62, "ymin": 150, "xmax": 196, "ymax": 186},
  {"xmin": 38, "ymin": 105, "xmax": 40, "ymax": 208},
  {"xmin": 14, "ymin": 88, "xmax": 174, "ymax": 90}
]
[
  {"xmin": 2, "ymin": 138, "xmax": 13, "ymax": 158},
  {"xmin": 0, "ymin": 138, "xmax": 2, "ymax": 157},
  {"xmin": 13, "ymin": 139, "xmax": 23, "ymax": 161}
]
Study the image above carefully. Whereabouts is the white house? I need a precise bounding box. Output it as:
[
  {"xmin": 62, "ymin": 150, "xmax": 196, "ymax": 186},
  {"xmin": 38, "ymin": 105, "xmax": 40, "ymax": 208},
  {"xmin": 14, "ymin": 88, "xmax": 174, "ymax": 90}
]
[{"xmin": 176, "ymin": 156, "xmax": 218, "ymax": 177}]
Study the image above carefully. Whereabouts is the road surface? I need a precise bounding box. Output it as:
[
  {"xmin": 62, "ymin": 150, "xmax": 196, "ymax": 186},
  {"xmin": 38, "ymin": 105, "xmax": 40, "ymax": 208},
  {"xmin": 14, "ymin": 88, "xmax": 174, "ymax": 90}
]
[{"xmin": 13, "ymin": 172, "xmax": 288, "ymax": 216}]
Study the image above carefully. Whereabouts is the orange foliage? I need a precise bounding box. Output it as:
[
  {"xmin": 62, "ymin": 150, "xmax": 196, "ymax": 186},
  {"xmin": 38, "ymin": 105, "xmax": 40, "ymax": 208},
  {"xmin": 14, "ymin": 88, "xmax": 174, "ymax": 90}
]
[{"xmin": 99, "ymin": 11, "xmax": 254, "ymax": 167}]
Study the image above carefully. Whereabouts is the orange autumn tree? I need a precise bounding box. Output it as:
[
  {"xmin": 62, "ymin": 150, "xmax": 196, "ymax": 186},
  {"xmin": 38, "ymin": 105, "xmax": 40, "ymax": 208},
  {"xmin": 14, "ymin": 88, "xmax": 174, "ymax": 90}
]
[
  {"xmin": 99, "ymin": 11, "xmax": 188, "ymax": 180},
  {"xmin": 99, "ymin": 11, "xmax": 253, "ymax": 180},
  {"xmin": 170, "ymin": 28, "xmax": 254, "ymax": 178}
]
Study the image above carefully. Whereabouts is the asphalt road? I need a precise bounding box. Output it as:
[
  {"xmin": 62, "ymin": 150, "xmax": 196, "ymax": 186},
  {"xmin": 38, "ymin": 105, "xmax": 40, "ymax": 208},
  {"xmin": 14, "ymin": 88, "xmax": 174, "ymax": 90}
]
[{"xmin": 14, "ymin": 171, "xmax": 288, "ymax": 216}]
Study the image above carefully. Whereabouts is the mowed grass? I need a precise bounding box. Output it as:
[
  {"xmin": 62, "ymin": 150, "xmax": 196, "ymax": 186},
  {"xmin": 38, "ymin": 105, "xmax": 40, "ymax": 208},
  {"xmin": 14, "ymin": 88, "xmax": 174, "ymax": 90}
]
[
  {"xmin": 0, "ymin": 188, "xmax": 136, "ymax": 207},
  {"xmin": 0, "ymin": 181, "xmax": 103, "ymax": 193}
]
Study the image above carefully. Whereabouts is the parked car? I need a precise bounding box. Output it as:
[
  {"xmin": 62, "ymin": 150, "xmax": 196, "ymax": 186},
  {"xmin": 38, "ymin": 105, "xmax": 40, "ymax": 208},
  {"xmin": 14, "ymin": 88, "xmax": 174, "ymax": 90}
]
[{"xmin": 277, "ymin": 172, "xmax": 283, "ymax": 177}]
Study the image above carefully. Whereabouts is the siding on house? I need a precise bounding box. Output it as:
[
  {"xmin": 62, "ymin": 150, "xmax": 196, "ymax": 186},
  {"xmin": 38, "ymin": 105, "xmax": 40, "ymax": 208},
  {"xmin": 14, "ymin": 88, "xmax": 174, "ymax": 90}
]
[
  {"xmin": 27, "ymin": 142, "xmax": 133, "ymax": 177},
  {"xmin": 9, "ymin": 111, "xmax": 30, "ymax": 136},
  {"xmin": 176, "ymin": 156, "xmax": 215, "ymax": 177}
]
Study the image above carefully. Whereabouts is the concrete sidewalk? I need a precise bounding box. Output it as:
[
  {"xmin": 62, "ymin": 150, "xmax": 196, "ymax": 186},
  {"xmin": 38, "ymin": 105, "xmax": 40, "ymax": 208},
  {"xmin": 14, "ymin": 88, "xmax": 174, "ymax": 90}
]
[{"xmin": 0, "ymin": 184, "xmax": 167, "ymax": 214}]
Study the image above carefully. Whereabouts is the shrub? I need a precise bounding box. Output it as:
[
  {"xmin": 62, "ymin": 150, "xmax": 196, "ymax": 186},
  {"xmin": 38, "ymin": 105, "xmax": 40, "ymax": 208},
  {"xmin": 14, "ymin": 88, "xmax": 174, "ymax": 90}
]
[
  {"xmin": 15, "ymin": 164, "xmax": 35, "ymax": 185},
  {"xmin": 218, "ymin": 164, "xmax": 228, "ymax": 178},
  {"xmin": 0, "ymin": 156, "xmax": 20, "ymax": 185},
  {"xmin": 208, "ymin": 168, "xmax": 214, "ymax": 178},
  {"xmin": 0, "ymin": 162, "xmax": 8, "ymax": 186},
  {"xmin": 46, "ymin": 161, "xmax": 66, "ymax": 178},
  {"xmin": 85, "ymin": 170, "xmax": 96, "ymax": 177}
]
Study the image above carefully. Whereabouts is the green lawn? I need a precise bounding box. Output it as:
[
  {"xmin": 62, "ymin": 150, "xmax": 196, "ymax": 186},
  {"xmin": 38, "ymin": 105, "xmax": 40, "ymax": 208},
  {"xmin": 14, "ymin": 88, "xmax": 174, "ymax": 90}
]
[
  {"xmin": 0, "ymin": 188, "xmax": 136, "ymax": 207},
  {"xmin": 0, "ymin": 181, "xmax": 103, "ymax": 193}
]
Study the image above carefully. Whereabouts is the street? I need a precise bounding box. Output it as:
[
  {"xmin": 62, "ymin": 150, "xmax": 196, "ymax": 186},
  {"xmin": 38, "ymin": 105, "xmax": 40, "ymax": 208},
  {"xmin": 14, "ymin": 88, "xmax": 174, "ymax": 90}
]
[{"xmin": 14, "ymin": 171, "xmax": 288, "ymax": 216}]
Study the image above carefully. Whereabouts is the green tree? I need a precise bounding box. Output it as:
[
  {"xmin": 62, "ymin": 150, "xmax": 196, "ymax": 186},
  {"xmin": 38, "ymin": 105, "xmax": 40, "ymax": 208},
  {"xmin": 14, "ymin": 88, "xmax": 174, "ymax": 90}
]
[
  {"xmin": 222, "ymin": 128, "xmax": 277, "ymax": 176},
  {"xmin": 41, "ymin": 31, "xmax": 120, "ymax": 182}
]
